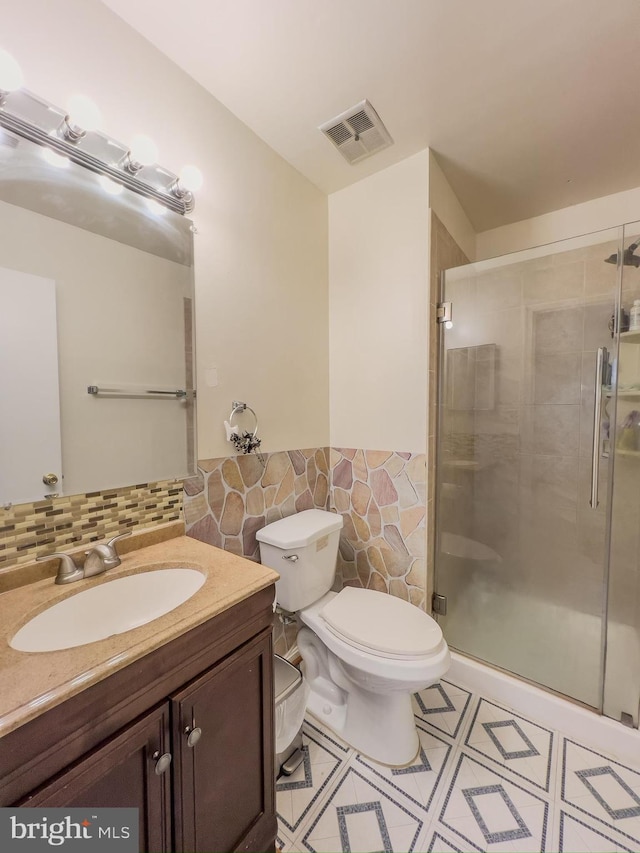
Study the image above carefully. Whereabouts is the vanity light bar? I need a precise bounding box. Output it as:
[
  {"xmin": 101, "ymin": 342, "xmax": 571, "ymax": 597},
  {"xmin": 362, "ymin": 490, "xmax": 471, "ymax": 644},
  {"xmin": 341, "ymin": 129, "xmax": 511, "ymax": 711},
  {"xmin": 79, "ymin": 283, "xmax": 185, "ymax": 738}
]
[{"xmin": 0, "ymin": 88, "xmax": 196, "ymax": 214}]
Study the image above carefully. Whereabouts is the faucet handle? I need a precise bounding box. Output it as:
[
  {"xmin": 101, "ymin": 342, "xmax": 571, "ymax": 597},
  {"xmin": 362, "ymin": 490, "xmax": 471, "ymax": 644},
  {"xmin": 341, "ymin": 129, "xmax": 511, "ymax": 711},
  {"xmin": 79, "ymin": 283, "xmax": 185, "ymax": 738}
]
[
  {"xmin": 105, "ymin": 531, "xmax": 132, "ymax": 556},
  {"xmin": 36, "ymin": 552, "xmax": 83, "ymax": 585}
]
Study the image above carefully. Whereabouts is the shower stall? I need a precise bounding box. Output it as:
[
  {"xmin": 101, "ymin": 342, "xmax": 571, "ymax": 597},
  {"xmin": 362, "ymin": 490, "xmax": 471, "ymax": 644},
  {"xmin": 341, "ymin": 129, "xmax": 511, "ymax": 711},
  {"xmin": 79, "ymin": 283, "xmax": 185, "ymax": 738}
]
[{"xmin": 434, "ymin": 223, "xmax": 640, "ymax": 727}]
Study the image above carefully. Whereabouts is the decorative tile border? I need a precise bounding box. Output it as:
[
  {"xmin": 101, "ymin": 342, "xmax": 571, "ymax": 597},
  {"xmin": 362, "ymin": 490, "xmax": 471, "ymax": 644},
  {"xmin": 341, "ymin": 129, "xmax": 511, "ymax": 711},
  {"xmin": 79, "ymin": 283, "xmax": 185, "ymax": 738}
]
[
  {"xmin": 413, "ymin": 679, "xmax": 473, "ymax": 741},
  {"xmin": 355, "ymin": 718, "xmax": 453, "ymax": 815},
  {"xmin": 0, "ymin": 480, "xmax": 183, "ymax": 567},
  {"xmin": 464, "ymin": 699, "xmax": 555, "ymax": 793},
  {"xmin": 561, "ymin": 738, "xmax": 640, "ymax": 845},
  {"xmin": 558, "ymin": 810, "xmax": 637, "ymax": 853},
  {"xmin": 438, "ymin": 752, "xmax": 550, "ymax": 852},
  {"xmin": 300, "ymin": 766, "xmax": 424, "ymax": 853},
  {"xmin": 276, "ymin": 719, "xmax": 349, "ymax": 835},
  {"xmin": 330, "ymin": 448, "xmax": 427, "ymax": 608}
]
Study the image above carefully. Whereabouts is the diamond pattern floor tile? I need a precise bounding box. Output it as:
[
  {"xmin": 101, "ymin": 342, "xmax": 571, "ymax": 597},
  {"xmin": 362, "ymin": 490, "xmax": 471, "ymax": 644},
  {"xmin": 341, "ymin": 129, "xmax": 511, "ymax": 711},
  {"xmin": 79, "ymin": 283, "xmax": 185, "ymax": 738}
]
[
  {"xmin": 277, "ymin": 683, "xmax": 639, "ymax": 853},
  {"xmin": 438, "ymin": 752, "xmax": 551, "ymax": 852},
  {"xmin": 424, "ymin": 828, "xmax": 466, "ymax": 852},
  {"xmin": 557, "ymin": 810, "xmax": 637, "ymax": 853},
  {"xmin": 305, "ymin": 715, "xmax": 354, "ymax": 756},
  {"xmin": 297, "ymin": 765, "xmax": 425, "ymax": 853},
  {"xmin": 277, "ymin": 720, "xmax": 350, "ymax": 835},
  {"xmin": 464, "ymin": 699, "xmax": 555, "ymax": 793},
  {"xmin": 413, "ymin": 679, "xmax": 473, "ymax": 740},
  {"xmin": 561, "ymin": 739, "xmax": 640, "ymax": 847},
  {"xmin": 355, "ymin": 719, "xmax": 454, "ymax": 815},
  {"xmin": 277, "ymin": 823, "xmax": 298, "ymax": 853}
]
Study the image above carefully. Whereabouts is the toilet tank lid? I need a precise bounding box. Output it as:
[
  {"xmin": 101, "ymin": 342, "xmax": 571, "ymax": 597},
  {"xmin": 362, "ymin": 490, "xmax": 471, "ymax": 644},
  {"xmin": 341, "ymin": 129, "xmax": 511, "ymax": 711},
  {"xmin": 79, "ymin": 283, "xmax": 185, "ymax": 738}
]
[{"xmin": 256, "ymin": 509, "xmax": 343, "ymax": 548}]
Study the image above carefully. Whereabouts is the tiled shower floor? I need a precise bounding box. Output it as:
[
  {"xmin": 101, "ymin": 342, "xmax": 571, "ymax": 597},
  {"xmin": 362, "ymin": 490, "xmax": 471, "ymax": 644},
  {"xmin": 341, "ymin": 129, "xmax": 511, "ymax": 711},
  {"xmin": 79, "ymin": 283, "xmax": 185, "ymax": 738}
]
[{"xmin": 276, "ymin": 680, "xmax": 640, "ymax": 852}]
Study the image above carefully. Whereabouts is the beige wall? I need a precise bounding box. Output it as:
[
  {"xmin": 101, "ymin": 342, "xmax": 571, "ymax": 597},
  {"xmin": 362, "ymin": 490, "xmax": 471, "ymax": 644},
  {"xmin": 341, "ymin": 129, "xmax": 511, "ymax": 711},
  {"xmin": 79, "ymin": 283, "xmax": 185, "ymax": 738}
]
[
  {"xmin": 3, "ymin": 0, "xmax": 329, "ymax": 462},
  {"xmin": 328, "ymin": 150, "xmax": 430, "ymax": 452},
  {"xmin": 477, "ymin": 184, "xmax": 640, "ymax": 259},
  {"xmin": 428, "ymin": 152, "xmax": 476, "ymax": 262}
]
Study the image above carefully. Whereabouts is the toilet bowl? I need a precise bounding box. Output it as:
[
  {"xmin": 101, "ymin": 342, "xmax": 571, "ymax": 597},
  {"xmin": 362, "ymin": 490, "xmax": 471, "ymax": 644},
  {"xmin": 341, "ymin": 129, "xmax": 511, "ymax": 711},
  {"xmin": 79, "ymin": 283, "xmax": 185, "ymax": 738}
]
[{"xmin": 257, "ymin": 509, "xmax": 451, "ymax": 767}]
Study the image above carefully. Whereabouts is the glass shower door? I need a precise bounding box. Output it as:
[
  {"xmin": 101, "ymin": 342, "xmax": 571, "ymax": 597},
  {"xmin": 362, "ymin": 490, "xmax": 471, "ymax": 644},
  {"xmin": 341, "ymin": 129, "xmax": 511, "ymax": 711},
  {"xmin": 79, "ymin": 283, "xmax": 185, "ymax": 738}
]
[
  {"xmin": 605, "ymin": 221, "xmax": 640, "ymax": 726},
  {"xmin": 435, "ymin": 227, "xmax": 623, "ymax": 709}
]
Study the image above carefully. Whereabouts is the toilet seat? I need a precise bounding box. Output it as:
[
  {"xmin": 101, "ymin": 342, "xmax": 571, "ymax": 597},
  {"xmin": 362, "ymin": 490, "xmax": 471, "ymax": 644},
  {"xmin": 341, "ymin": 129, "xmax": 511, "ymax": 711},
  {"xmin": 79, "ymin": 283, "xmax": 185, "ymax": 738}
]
[{"xmin": 320, "ymin": 587, "xmax": 443, "ymax": 660}]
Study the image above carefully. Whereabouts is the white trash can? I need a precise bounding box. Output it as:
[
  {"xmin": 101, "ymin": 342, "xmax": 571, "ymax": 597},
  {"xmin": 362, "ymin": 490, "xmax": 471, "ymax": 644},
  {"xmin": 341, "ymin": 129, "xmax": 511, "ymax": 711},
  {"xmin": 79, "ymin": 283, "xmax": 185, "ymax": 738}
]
[{"xmin": 274, "ymin": 655, "xmax": 308, "ymax": 777}]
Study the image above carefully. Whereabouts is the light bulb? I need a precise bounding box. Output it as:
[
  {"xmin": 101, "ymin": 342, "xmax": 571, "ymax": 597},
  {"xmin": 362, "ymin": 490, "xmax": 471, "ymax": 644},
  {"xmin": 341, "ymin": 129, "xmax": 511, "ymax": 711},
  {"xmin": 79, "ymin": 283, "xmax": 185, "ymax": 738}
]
[
  {"xmin": 66, "ymin": 94, "xmax": 102, "ymax": 132},
  {"xmin": 179, "ymin": 165, "xmax": 203, "ymax": 193},
  {"xmin": 129, "ymin": 134, "xmax": 158, "ymax": 167},
  {"xmin": 0, "ymin": 49, "xmax": 24, "ymax": 93},
  {"xmin": 98, "ymin": 175, "xmax": 123, "ymax": 196}
]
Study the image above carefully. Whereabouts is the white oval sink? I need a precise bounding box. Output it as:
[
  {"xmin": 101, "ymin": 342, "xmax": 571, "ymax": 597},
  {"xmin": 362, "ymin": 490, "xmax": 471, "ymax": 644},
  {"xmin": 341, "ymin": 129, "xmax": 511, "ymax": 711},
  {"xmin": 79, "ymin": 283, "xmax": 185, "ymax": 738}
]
[{"xmin": 11, "ymin": 568, "xmax": 206, "ymax": 653}]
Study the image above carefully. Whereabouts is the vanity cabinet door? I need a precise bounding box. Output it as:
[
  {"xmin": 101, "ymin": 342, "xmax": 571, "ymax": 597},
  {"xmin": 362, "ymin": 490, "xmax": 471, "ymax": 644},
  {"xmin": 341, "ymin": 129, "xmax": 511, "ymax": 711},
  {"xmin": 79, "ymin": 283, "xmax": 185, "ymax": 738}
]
[
  {"xmin": 172, "ymin": 628, "xmax": 276, "ymax": 853},
  {"xmin": 17, "ymin": 704, "xmax": 172, "ymax": 853}
]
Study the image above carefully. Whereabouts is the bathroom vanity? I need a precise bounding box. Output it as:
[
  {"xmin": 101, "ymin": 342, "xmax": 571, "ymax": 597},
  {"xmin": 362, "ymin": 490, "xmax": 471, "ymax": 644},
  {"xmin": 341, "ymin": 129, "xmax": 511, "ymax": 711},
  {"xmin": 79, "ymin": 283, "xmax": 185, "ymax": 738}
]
[{"xmin": 0, "ymin": 532, "xmax": 279, "ymax": 853}]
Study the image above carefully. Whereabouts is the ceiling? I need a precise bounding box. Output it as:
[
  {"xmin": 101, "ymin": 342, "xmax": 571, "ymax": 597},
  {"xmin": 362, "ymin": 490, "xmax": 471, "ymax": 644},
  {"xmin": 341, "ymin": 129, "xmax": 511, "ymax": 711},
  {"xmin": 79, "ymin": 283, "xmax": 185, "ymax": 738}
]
[{"xmin": 100, "ymin": 0, "xmax": 640, "ymax": 232}]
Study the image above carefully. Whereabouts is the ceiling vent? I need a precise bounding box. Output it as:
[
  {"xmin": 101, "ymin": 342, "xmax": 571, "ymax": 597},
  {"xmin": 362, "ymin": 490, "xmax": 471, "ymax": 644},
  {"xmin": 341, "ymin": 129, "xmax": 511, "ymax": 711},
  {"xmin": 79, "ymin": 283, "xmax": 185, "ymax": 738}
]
[{"xmin": 319, "ymin": 100, "xmax": 393, "ymax": 165}]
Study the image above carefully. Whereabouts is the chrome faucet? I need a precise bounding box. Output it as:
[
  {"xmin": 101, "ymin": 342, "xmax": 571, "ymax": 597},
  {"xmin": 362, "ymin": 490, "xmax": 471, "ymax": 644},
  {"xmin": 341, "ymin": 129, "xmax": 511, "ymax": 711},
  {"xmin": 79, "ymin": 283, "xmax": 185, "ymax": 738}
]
[{"xmin": 37, "ymin": 532, "xmax": 131, "ymax": 585}]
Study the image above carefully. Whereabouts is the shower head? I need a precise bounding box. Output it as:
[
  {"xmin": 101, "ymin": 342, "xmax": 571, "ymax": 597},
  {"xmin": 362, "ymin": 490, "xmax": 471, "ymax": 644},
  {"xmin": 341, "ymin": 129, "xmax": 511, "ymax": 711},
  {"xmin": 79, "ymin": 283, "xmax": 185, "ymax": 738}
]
[{"xmin": 605, "ymin": 240, "xmax": 640, "ymax": 267}]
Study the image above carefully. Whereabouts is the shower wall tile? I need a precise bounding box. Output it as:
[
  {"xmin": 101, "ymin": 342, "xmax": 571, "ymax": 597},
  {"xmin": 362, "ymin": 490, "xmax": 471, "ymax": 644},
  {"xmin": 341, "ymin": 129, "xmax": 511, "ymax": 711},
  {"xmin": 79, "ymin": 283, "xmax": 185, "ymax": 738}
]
[
  {"xmin": 520, "ymin": 454, "xmax": 579, "ymax": 509},
  {"xmin": 476, "ymin": 267, "xmax": 524, "ymax": 312},
  {"xmin": 523, "ymin": 260, "xmax": 585, "ymax": 303},
  {"xmin": 533, "ymin": 353, "xmax": 581, "ymax": 405},
  {"xmin": 585, "ymin": 252, "xmax": 619, "ymax": 297},
  {"xmin": 530, "ymin": 404, "xmax": 581, "ymax": 456},
  {"xmin": 584, "ymin": 299, "xmax": 614, "ymax": 351},
  {"xmin": 534, "ymin": 306, "xmax": 584, "ymax": 354}
]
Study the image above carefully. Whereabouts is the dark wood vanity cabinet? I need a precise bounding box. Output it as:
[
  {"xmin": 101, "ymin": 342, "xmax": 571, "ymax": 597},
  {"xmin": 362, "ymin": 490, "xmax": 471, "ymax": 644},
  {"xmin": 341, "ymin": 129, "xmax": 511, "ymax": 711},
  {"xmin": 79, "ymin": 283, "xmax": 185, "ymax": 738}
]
[
  {"xmin": 0, "ymin": 586, "xmax": 277, "ymax": 853},
  {"xmin": 172, "ymin": 636, "xmax": 273, "ymax": 853},
  {"xmin": 14, "ymin": 705, "xmax": 173, "ymax": 853}
]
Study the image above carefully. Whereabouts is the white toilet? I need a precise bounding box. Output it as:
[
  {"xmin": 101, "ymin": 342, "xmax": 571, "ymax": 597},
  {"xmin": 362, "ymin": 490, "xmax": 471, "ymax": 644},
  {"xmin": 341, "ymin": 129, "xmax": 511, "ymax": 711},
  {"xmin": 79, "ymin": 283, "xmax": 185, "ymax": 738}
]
[{"xmin": 257, "ymin": 508, "xmax": 450, "ymax": 766}]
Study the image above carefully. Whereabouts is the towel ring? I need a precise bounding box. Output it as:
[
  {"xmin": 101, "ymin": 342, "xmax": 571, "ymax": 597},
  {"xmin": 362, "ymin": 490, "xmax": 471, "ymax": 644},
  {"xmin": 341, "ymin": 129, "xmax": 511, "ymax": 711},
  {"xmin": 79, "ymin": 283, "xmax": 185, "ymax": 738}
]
[
  {"xmin": 229, "ymin": 401, "xmax": 258, "ymax": 439},
  {"xmin": 226, "ymin": 400, "xmax": 262, "ymax": 455}
]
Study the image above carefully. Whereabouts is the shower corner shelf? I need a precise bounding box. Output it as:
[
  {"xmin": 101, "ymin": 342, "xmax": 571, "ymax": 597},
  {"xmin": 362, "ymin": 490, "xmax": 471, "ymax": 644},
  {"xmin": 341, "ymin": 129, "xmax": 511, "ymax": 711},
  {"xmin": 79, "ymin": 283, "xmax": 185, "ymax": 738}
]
[
  {"xmin": 605, "ymin": 389, "xmax": 640, "ymax": 400},
  {"xmin": 619, "ymin": 330, "xmax": 640, "ymax": 344}
]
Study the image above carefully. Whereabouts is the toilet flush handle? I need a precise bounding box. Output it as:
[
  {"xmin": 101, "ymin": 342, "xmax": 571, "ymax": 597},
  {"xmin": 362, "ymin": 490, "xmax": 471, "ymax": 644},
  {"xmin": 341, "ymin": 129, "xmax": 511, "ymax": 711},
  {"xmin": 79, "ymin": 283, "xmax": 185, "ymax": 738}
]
[{"xmin": 283, "ymin": 554, "xmax": 299, "ymax": 562}]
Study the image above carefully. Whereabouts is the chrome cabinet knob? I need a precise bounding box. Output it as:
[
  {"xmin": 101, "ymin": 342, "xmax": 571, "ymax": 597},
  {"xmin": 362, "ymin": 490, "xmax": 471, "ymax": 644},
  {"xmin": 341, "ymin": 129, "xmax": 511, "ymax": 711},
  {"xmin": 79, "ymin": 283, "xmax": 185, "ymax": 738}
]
[
  {"xmin": 42, "ymin": 473, "xmax": 59, "ymax": 486},
  {"xmin": 152, "ymin": 751, "xmax": 172, "ymax": 775},
  {"xmin": 185, "ymin": 725, "xmax": 202, "ymax": 748}
]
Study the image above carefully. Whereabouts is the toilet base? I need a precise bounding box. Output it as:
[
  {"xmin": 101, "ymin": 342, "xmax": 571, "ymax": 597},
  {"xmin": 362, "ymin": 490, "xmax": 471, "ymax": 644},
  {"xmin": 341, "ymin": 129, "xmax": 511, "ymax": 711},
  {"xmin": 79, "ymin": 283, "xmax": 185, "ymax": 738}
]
[{"xmin": 305, "ymin": 679, "xmax": 420, "ymax": 767}]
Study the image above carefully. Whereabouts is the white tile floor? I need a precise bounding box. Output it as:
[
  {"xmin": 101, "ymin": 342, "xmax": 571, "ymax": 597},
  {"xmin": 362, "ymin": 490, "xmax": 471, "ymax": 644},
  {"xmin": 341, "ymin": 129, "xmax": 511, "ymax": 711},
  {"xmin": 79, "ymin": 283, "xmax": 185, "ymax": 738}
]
[{"xmin": 275, "ymin": 680, "xmax": 640, "ymax": 853}]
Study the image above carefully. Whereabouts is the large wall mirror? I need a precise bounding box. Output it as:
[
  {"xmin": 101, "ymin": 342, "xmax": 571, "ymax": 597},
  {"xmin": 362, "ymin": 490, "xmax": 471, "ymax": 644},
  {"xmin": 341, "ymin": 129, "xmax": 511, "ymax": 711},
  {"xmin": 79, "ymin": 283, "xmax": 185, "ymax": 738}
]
[{"xmin": 0, "ymin": 127, "xmax": 196, "ymax": 506}]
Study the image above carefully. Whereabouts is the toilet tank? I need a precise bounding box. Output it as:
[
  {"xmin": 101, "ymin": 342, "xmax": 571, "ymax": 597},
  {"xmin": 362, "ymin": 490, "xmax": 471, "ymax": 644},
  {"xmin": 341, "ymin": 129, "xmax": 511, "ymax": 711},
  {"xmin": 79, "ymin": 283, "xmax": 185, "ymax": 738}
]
[{"xmin": 256, "ymin": 509, "xmax": 343, "ymax": 612}]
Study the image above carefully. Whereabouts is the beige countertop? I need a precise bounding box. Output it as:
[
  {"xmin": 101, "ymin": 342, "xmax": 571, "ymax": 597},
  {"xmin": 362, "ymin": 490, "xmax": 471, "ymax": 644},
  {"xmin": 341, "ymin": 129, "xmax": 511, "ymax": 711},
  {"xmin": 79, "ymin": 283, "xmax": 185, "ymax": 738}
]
[{"xmin": 0, "ymin": 530, "xmax": 278, "ymax": 737}]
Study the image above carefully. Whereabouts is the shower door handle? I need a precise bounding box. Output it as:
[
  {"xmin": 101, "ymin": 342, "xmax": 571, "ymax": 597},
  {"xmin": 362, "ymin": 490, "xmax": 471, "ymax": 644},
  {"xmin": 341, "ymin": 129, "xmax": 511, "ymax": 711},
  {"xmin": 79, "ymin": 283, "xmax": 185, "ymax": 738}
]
[{"xmin": 590, "ymin": 346, "xmax": 608, "ymax": 509}]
